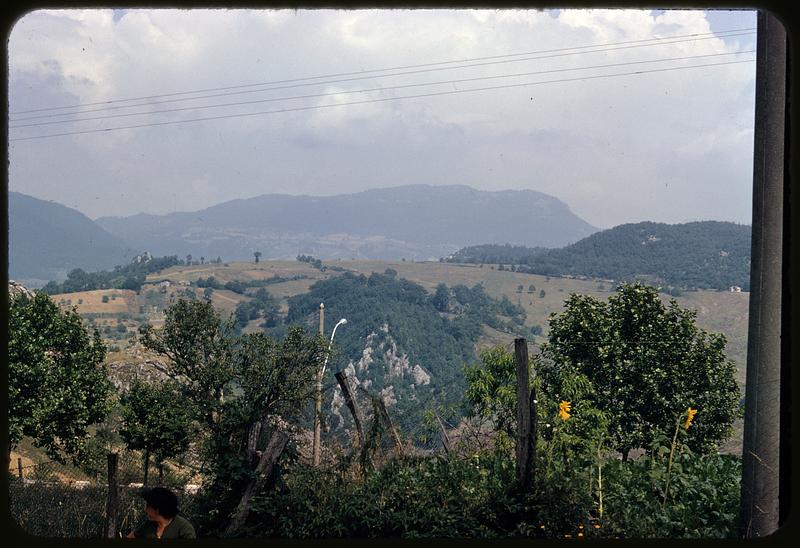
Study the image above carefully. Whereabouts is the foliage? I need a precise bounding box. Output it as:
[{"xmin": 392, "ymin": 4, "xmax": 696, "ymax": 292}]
[
  {"xmin": 540, "ymin": 283, "xmax": 740, "ymax": 456},
  {"xmin": 8, "ymin": 480, "xmax": 200, "ymax": 538},
  {"xmin": 8, "ymin": 292, "xmax": 112, "ymax": 463},
  {"xmin": 40, "ymin": 255, "xmax": 181, "ymax": 294},
  {"xmin": 282, "ymin": 272, "xmax": 528, "ymax": 432},
  {"xmin": 238, "ymin": 452, "xmax": 517, "ymax": 538},
  {"xmin": 445, "ymin": 243, "xmax": 549, "ymax": 264},
  {"xmin": 463, "ymin": 347, "xmax": 518, "ymax": 442},
  {"xmin": 119, "ymin": 379, "xmax": 194, "ymax": 482},
  {"xmin": 602, "ymin": 446, "xmax": 741, "ymax": 538},
  {"xmin": 139, "ymin": 298, "xmax": 328, "ymax": 525},
  {"xmin": 234, "ymin": 288, "xmax": 281, "ymax": 330},
  {"xmin": 446, "ymin": 221, "xmax": 751, "ymax": 290}
]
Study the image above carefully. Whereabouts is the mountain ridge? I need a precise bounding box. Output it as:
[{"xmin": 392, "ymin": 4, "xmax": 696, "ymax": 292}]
[{"xmin": 94, "ymin": 184, "xmax": 599, "ymax": 261}]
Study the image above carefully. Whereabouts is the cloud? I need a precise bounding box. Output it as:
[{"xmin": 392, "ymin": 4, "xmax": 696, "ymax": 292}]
[{"xmin": 8, "ymin": 8, "xmax": 757, "ymax": 229}]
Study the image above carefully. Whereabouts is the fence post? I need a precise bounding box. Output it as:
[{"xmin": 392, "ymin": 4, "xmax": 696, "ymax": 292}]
[
  {"xmin": 375, "ymin": 397, "xmax": 404, "ymax": 456},
  {"xmin": 335, "ymin": 370, "xmax": 367, "ymax": 450},
  {"xmin": 515, "ymin": 338, "xmax": 533, "ymax": 490},
  {"xmin": 105, "ymin": 452, "xmax": 119, "ymax": 539},
  {"xmin": 434, "ymin": 409, "xmax": 451, "ymax": 455},
  {"xmin": 225, "ymin": 430, "xmax": 289, "ymax": 537},
  {"xmin": 17, "ymin": 457, "xmax": 23, "ymax": 479}
]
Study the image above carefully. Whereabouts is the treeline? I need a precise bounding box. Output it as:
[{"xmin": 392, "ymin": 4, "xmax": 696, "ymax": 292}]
[
  {"xmin": 40, "ymin": 255, "xmax": 182, "ymax": 294},
  {"xmin": 193, "ymin": 274, "xmax": 306, "ymax": 294},
  {"xmin": 444, "ymin": 243, "xmax": 549, "ymax": 264},
  {"xmin": 445, "ymin": 221, "xmax": 751, "ymax": 291}
]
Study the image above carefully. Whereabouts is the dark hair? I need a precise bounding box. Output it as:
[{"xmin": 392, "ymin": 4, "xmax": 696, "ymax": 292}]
[{"xmin": 143, "ymin": 487, "xmax": 179, "ymax": 519}]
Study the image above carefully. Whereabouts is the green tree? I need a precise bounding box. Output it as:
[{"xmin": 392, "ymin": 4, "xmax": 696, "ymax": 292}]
[
  {"xmin": 119, "ymin": 379, "xmax": 193, "ymax": 485},
  {"xmin": 8, "ymin": 292, "xmax": 112, "ymax": 462},
  {"xmin": 431, "ymin": 283, "xmax": 450, "ymax": 313},
  {"xmin": 138, "ymin": 299, "xmax": 235, "ymax": 427},
  {"xmin": 540, "ymin": 283, "xmax": 740, "ymax": 457}
]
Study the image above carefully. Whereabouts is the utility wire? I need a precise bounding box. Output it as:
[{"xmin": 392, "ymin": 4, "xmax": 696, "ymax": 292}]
[
  {"xmin": 10, "ymin": 59, "xmax": 755, "ymax": 142},
  {"xmin": 10, "ymin": 50, "xmax": 754, "ymax": 130},
  {"xmin": 9, "ymin": 28, "xmax": 755, "ymax": 120}
]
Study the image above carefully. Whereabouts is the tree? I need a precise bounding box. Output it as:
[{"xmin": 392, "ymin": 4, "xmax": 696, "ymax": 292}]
[
  {"xmin": 120, "ymin": 379, "xmax": 193, "ymax": 485},
  {"xmin": 186, "ymin": 254, "xmax": 193, "ymax": 265},
  {"xmin": 540, "ymin": 283, "xmax": 740, "ymax": 457},
  {"xmin": 432, "ymin": 283, "xmax": 450, "ymax": 312},
  {"xmin": 8, "ymin": 292, "xmax": 112, "ymax": 462},
  {"xmin": 254, "ymin": 251, "xmax": 262, "ymax": 264},
  {"xmin": 139, "ymin": 299, "xmax": 235, "ymax": 427}
]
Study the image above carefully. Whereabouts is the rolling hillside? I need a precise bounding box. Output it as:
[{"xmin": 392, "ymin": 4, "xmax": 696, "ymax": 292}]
[
  {"xmin": 9, "ymin": 192, "xmax": 135, "ymax": 285},
  {"xmin": 448, "ymin": 221, "xmax": 751, "ymax": 290}
]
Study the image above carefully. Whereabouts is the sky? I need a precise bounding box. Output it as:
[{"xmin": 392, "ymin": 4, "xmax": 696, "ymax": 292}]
[{"xmin": 7, "ymin": 8, "xmax": 757, "ymax": 229}]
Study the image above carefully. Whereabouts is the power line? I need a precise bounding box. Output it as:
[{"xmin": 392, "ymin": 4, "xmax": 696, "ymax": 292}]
[
  {"xmin": 10, "ymin": 50, "xmax": 754, "ymax": 130},
  {"xmin": 9, "ymin": 28, "xmax": 755, "ymax": 120},
  {"xmin": 10, "ymin": 59, "xmax": 755, "ymax": 142}
]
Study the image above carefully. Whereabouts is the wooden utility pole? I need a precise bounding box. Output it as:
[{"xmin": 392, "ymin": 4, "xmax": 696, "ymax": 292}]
[
  {"xmin": 105, "ymin": 453, "xmax": 119, "ymax": 539},
  {"xmin": 17, "ymin": 457, "xmax": 23, "ymax": 480},
  {"xmin": 739, "ymin": 10, "xmax": 788, "ymax": 538},
  {"xmin": 335, "ymin": 370, "xmax": 367, "ymax": 450},
  {"xmin": 226, "ymin": 430, "xmax": 289, "ymax": 537},
  {"xmin": 515, "ymin": 338, "xmax": 535, "ymax": 490},
  {"xmin": 313, "ymin": 303, "xmax": 324, "ymax": 466}
]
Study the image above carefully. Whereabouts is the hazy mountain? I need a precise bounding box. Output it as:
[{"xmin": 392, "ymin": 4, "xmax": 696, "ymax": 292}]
[
  {"xmin": 449, "ymin": 221, "xmax": 751, "ymax": 291},
  {"xmin": 95, "ymin": 185, "xmax": 598, "ymax": 261},
  {"xmin": 8, "ymin": 192, "xmax": 135, "ymax": 286}
]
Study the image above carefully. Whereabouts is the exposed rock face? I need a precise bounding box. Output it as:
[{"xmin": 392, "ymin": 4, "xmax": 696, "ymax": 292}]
[
  {"xmin": 329, "ymin": 322, "xmax": 432, "ymax": 430},
  {"xmin": 8, "ymin": 280, "xmax": 35, "ymax": 299}
]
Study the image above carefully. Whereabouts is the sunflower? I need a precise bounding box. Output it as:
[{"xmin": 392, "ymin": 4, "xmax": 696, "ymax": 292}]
[
  {"xmin": 683, "ymin": 407, "xmax": 697, "ymax": 429},
  {"xmin": 559, "ymin": 400, "xmax": 572, "ymax": 421}
]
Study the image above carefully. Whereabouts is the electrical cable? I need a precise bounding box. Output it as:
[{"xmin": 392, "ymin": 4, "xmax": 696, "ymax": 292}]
[
  {"xmin": 10, "ymin": 59, "xmax": 756, "ymax": 142},
  {"xmin": 9, "ymin": 28, "xmax": 755, "ymax": 121},
  {"xmin": 10, "ymin": 50, "xmax": 754, "ymax": 130}
]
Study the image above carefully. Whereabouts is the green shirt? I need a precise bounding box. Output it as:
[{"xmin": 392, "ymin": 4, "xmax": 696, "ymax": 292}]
[{"xmin": 132, "ymin": 514, "xmax": 196, "ymax": 539}]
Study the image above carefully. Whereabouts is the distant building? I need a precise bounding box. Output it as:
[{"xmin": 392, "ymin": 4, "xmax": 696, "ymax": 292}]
[{"xmin": 729, "ymin": 286, "xmax": 742, "ymax": 292}]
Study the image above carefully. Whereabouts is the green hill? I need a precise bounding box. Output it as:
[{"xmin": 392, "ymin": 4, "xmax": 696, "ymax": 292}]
[
  {"xmin": 9, "ymin": 192, "xmax": 135, "ymax": 286},
  {"xmin": 269, "ymin": 269, "xmax": 529, "ymax": 433},
  {"xmin": 447, "ymin": 221, "xmax": 751, "ymax": 291}
]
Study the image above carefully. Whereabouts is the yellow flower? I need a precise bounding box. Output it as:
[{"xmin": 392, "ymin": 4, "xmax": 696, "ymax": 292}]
[
  {"xmin": 683, "ymin": 407, "xmax": 697, "ymax": 429},
  {"xmin": 559, "ymin": 400, "xmax": 572, "ymax": 421}
]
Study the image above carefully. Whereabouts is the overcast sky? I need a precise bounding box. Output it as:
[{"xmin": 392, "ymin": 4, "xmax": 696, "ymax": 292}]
[{"xmin": 8, "ymin": 8, "xmax": 757, "ymax": 229}]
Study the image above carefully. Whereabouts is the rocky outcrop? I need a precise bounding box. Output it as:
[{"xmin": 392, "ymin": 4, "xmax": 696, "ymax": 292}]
[{"xmin": 8, "ymin": 280, "xmax": 35, "ymax": 299}]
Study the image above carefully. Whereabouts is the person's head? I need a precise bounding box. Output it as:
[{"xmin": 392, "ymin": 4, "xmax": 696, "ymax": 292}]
[{"xmin": 143, "ymin": 487, "xmax": 179, "ymax": 520}]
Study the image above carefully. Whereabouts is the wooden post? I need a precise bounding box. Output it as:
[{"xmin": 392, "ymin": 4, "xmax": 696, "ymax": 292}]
[
  {"xmin": 515, "ymin": 338, "xmax": 533, "ymax": 489},
  {"xmin": 335, "ymin": 370, "xmax": 367, "ymax": 450},
  {"xmin": 17, "ymin": 457, "xmax": 23, "ymax": 479},
  {"xmin": 375, "ymin": 397, "xmax": 403, "ymax": 455},
  {"xmin": 434, "ymin": 409, "xmax": 451, "ymax": 455},
  {"xmin": 105, "ymin": 453, "xmax": 119, "ymax": 539},
  {"xmin": 225, "ymin": 430, "xmax": 289, "ymax": 537}
]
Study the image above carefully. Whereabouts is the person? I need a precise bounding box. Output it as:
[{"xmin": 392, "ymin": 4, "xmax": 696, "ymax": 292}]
[{"xmin": 127, "ymin": 487, "xmax": 196, "ymax": 539}]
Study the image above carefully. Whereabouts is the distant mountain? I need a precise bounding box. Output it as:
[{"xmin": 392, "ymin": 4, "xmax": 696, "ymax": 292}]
[
  {"xmin": 8, "ymin": 192, "xmax": 135, "ymax": 285},
  {"xmin": 95, "ymin": 185, "xmax": 598, "ymax": 261},
  {"xmin": 448, "ymin": 221, "xmax": 751, "ymax": 291}
]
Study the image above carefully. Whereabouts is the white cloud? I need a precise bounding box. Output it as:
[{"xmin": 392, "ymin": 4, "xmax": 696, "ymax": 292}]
[{"xmin": 8, "ymin": 8, "xmax": 757, "ymax": 227}]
